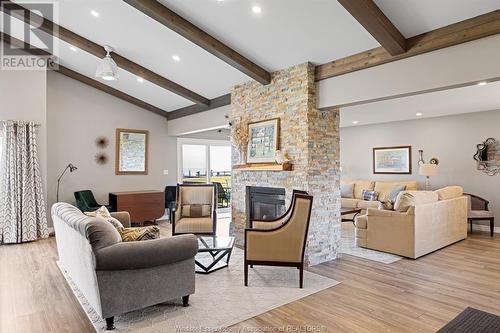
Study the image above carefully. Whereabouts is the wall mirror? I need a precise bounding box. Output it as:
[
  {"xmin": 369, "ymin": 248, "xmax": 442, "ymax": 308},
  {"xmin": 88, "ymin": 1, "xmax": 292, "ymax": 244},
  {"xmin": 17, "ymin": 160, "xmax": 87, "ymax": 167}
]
[
  {"xmin": 115, "ymin": 128, "xmax": 149, "ymax": 175},
  {"xmin": 474, "ymin": 137, "xmax": 500, "ymax": 176}
]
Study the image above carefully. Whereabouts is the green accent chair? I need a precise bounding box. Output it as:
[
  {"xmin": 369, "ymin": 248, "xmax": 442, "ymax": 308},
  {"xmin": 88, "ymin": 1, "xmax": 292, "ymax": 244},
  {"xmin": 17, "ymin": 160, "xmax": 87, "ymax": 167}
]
[
  {"xmin": 213, "ymin": 182, "xmax": 231, "ymax": 208},
  {"xmin": 74, "ymin": 190, "xmax": 113, "ymax": 213}
]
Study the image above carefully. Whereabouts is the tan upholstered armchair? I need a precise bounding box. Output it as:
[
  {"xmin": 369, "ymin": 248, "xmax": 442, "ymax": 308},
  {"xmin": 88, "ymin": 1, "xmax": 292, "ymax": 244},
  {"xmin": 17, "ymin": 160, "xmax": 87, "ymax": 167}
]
[
  {"xmin": 244, "ymin": 193, "xmax": 313, "ymax": 288},
  {"xmin": 172, "ymin": 184, "xmax": 217, "ymax": 236}
]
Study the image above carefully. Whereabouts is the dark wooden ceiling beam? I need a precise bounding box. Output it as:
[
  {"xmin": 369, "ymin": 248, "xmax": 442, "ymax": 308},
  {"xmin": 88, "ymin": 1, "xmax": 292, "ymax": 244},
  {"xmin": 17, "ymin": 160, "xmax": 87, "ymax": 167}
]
[
  {"xmin": 316, "ymin": 10, "xmax": 500, "ymax": 81},
  {"xmin": 123, "ymin": 0, "xmax": 271, "ymax": 85},
  {"xmin": 167, "ymin": 94, "xmax": 230, "ymax": 120},
  {"xmin": 338, "ymin": 0, "xmax": 406, "ymax": 56},
  {"xmin": 0, "ymin": 32, "xmax": 169, "ymax": 118},
  {"xmin": 0, "ymin": 0, "xmax": 210, "ymax": 106}
]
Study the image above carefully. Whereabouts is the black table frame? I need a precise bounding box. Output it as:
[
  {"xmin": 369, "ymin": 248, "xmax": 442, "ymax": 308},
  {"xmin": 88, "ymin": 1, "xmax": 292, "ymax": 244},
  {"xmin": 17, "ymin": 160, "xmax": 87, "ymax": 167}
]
[{"xmin": 195, "ymin": 236, "xmax": 235, "ymax": 274}]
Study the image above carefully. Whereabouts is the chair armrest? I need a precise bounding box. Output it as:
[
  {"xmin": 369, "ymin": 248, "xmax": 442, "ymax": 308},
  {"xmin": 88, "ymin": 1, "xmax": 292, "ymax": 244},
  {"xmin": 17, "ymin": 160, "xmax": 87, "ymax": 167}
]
[
  {"xmin": 251, "ymin": 220, "xmax": 284, "ymax": 230},
  {"xmin": 95, "ymin": 234, "xmax": 198, "ymax": 270},
  {"xmin": 110, "ymin": 211, "xmax": 131, "ymax": 228}
]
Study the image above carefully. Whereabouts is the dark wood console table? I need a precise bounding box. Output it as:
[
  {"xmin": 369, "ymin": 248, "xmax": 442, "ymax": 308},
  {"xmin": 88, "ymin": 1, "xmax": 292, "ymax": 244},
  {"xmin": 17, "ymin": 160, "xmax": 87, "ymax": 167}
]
[{"xmin": 109, "ymin": 190, "xmax": 165, "ymax": 226}]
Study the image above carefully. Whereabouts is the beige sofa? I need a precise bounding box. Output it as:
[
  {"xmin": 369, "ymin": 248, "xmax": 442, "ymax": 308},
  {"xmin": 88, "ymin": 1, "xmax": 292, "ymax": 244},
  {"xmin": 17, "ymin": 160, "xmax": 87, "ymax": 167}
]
[
  {"xmin": 341, "ymin": 180, "xmax": 418, "ymax": 217},
  {"xmin": 354, "ymin": 186, "xmax": 468, "ymax": 259}
]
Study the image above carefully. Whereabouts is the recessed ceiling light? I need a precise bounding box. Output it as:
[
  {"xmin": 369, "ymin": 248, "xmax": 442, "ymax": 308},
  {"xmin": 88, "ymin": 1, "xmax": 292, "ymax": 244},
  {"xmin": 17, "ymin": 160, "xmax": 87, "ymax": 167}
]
[
  {"xmin": 252, "ymin": 5, "xmax": 262, "ymax": 14},
  {"xmin": 90, "ymin": 10, "xmax": 100, "ymax": 17},
  {"xmin": 416, "ymin": 112, "xmax": 423, "ymax": 116},
  {"xmin": 137, "ymin": 77, "xmax": 144, "ymax": 83},
  {"xmin": 352, "ymin": 120, "xmax": 359, "ymax": 125},
  {"xmin": 216, "ymin": 0, "xmax": 224, "ymax": 2},
  {"xmin": 477, "ymin": 81, "xmax": 488, "ymax": 86},
  {"xmin": 69, "ymin": 46, "xmax": 77, "ymax": 52},
  {"xmin": 172, "ymin": 55, "xmax": 181, "ymax": 62}
]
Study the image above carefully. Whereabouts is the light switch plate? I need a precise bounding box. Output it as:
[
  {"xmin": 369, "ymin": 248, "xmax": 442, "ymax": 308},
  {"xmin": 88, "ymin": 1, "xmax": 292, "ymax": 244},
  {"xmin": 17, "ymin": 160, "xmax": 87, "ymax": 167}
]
[{"xmin": 163, "ymin": 169, "xmax": 169, "ymax": 175}]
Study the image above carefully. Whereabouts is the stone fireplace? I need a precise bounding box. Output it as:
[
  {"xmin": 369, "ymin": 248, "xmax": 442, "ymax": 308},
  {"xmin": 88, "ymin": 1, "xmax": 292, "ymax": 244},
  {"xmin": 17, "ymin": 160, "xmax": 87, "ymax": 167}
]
[
  {"xmin": 230, "ymin": 62, "xmax": 341, "ymax": 266},
  {"xmin": 246, "ymin": 186, "xmax": 286, "ymax": 226}
]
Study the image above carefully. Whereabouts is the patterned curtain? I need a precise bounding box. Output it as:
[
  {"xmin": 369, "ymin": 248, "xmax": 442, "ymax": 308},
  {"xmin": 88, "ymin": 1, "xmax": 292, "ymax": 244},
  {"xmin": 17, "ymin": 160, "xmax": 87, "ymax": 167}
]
[{"xmin": 0, "ymin": 120, "xmax": 48, "ymax": 244}]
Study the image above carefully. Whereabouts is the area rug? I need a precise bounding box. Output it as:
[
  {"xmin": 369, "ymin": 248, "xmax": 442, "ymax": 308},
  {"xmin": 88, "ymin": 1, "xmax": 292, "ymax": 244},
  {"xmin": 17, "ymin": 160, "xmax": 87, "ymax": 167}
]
[
  {"xmin": 437, "ymin": 307, "xmax": 500, "ymax": 333},
  {"xmin": 341, "ymin": 222, "xmax": 402, "ymax": 264},
  {"xmin": 58, "ymin": 248, "xmax": 339, "ymax": 332}
]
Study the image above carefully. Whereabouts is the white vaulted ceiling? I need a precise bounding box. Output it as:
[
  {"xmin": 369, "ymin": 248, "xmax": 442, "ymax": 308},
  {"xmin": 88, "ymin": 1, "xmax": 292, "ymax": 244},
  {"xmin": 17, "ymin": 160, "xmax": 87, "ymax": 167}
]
[{"xmin": 2, "ymin": 0, "xmax": 500, "ymax": 115}]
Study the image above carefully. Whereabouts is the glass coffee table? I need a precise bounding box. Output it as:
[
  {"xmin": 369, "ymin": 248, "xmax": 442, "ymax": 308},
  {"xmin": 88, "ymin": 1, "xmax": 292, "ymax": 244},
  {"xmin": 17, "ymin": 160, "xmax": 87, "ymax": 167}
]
[{"xmin": 195, "ymin": 236, "xmax": 235, "ymax": 274}]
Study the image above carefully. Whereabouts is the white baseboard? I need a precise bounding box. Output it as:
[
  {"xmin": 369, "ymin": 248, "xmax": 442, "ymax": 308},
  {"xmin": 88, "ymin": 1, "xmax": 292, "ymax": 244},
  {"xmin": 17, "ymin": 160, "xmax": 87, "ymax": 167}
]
[{"xmin": 470, "ymin": 224, "xmax": 499, "ymax": 234}]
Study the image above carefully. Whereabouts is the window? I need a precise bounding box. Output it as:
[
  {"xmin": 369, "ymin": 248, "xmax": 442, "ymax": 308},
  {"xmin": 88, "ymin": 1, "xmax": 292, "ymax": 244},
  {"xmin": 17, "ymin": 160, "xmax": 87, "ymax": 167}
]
[{"xmin": 178, "ymin": 139, "xmax": 232, "ymax": 205}]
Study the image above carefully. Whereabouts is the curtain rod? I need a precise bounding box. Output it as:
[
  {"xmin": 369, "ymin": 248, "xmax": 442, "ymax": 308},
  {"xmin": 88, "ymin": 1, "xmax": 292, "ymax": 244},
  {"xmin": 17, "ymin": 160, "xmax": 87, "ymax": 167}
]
[{"xmin": 0, "ymin": 120, "xmax": 42, "ymax": 126}]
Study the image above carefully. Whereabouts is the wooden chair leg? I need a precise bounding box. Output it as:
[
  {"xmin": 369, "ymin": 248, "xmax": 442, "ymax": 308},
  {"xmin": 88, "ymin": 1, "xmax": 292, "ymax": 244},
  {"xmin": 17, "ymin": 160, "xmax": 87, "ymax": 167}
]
[
  {"xmin": 491, "ymin": 218, "xmax": 495, "ymax": 237},
  {"xmin": 105, "ymin": 317, "xmax": 115, "ymax": 330},
  {"xmin": 469, "ymin": 219, "xmax": 473, "ymax": 234},
  {"xmin": 244, "ymin": 263, "xmax": 248, "ymax": 286},
  {"xmin": 299, "ymin": 265, "xmax": 304, "ymax": 289}
]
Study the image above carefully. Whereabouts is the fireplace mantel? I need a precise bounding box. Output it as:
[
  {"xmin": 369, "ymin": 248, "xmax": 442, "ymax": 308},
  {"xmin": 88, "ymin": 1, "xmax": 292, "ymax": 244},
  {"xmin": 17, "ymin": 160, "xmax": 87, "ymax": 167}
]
[{"xmin": 233, "ymin": 162, "xmax": 292, "ymax": 171}]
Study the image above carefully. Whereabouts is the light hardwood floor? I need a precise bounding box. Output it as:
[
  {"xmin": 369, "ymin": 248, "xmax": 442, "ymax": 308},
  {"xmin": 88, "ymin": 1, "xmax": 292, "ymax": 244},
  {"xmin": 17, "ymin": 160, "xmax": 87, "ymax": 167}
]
[{"xmin": 1, "ymin": 222, "xmax": 500, "ymax": 333}]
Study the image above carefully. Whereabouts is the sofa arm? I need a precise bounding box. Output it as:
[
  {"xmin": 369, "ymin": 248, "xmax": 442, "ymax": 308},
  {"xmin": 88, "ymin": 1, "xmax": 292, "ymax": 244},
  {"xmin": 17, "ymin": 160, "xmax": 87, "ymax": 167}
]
[
  {"xmin": 110, "ymin": 211, "xmax": 131, "ymax": 228},
  {"xmin": 366, "ymin": 208, "xmax": 413, "ymax": 217},
  {"xmin": 95, "ymin": 234, "xmax": 198, "ymax": 270}
]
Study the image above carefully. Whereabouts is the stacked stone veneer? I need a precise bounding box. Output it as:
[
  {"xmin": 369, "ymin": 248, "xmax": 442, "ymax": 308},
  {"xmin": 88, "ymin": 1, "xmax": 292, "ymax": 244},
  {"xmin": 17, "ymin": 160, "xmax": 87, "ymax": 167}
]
[{"xmin": 229, "ymin": 63, "xmax": 341, "ymax": 266}]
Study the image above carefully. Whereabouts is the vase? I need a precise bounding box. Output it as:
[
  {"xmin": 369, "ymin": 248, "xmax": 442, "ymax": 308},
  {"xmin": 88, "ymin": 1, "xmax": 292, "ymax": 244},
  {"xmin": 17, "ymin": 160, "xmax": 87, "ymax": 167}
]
[{"xmin": 238, "ymin": 147, "xmax": 247, "ymax": 165}]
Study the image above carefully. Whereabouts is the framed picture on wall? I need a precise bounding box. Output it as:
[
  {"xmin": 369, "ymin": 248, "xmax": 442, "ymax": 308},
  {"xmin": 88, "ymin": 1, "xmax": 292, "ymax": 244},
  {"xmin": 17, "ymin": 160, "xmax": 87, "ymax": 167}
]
[
  {"xmin": 115, "ymin": 128, "xmax": 149, "ymax": 175},
  {"xmin": 247, "ymin": 118, "xmax": 280, "ymax": 163},
  {"xmin": 373, "ymin": 146, "xmax": 412, "ymax": 174}
]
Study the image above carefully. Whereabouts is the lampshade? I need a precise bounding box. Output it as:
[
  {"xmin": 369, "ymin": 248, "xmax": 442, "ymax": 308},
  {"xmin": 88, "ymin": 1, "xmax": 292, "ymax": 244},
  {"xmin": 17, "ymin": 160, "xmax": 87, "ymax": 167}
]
[
  {"xmin": 96, "ymin": 45, "xmax": 119, "ymax": 81},
  {"xmin": 419, "ymin": 163, "xmax": 438, "ymax": 177}
]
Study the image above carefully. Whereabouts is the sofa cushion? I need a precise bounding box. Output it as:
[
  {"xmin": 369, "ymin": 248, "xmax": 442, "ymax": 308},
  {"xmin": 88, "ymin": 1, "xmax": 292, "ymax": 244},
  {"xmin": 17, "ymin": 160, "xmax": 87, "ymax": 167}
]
[
  {"xmin": 361, "ymin": 189, "xmax": 379, "ymax": 201},
  {"xmin": 85, "ymin": 219, "xmax": 122, "ymax": 251},
  {"xmin": 341, "ymin": 183, "xmax": 354, "ymax": 198},
  {"xmin": 394, "ymin": 191, "xmax": 439, "ymax": 212},
  {"xmin": 342, "ymin": 180, "xmax": 375, "ymax": 199},
  {"xmin": 120, "ymin": 226, "xmax": 160, "ymax": 242},
  {"xmin": 358, "ymin": 200, "xmax": 380, "ymax": 209},
  {"xmin": 341, "ymin": 198, "xmax": 361, "ymax": 208},
  {"xmin": 85, "ymin": 206, "xmax": 124, "ymax": 229},
  {"xmin": 435, "ymin": 186, "xmax": 463, "ymax": 201},
  {"xmin": 374, "ymin": 181, "xmax": 417, "ymax": 202}
]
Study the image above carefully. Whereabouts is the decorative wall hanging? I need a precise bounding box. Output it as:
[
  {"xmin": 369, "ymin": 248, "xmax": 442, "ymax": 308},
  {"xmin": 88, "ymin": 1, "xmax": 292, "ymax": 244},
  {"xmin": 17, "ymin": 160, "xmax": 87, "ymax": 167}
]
[
  {"xmin": 115, "ymin": 128, "xmax": 149, "ymax": 175},
  {"xmin": 373, "ymin": 146, "xmax": 412, "ymax": 174},
  {"xmin": 474, "ymin": 138, "xmax": 500, "ymax": 176},
  {"xmin": 95, "ymin": 136, "xmax": 109, "ymax": 149},
  {"xmin": 95, "ymin": 153, "xmax": 108, "ymax": 165},
  {"xmin": 247, "ymin": 118, "xmax": 280, "ymax": 164}
]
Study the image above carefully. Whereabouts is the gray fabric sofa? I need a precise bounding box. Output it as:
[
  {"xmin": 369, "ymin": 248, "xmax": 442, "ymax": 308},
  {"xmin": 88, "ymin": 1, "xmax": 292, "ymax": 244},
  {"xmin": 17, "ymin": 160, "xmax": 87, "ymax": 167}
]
[{"xmin": 52, "ymin": 203, "xmax": 198, "ymax": 330}]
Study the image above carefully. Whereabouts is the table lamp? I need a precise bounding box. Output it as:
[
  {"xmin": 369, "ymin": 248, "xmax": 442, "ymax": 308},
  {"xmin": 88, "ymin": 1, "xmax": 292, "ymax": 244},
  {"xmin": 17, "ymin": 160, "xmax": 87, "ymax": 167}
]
[{"xmin": 419, "ymin": 163, "xmax": 438, "ymax": 190}]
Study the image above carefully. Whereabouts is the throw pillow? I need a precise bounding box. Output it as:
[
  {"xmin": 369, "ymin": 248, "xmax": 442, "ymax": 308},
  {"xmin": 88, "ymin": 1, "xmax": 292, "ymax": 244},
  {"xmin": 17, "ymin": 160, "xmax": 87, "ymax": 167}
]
[
  {"xmin": 361, "ymin": 189, "xmax": 379, "ymax": 201},
  {"xmin": 182, "ymin": 204, "xmax": 211, "ymax": 217},
  {"xmin": 120, "ymin": 226, "xmax": 160, "ymax": 242},
  {"xmin": 378, "ymin": 201, "xmax": 394, "ymax": 210},
  {"xmin": 340, "ymin": 183, "xmax": 354, "ymax": 198},
  {"xmin": 389, "ymin": 185, "xmax": 407, "ymax": 203},
  {"xmin": 85, "ymin": 206, "xmax": 123, "ymax": 229}
]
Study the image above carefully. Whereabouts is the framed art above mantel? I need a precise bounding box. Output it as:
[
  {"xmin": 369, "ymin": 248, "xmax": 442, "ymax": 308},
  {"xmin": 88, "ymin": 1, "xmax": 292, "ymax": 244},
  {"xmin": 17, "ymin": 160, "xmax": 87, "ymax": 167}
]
[
  {"xmin": 373, "ymin": 146, "xmax": 412, "ymax": 174},
  {"xmin": 246, "ymin": 118, "xmax": 280, "ymax": 164}
]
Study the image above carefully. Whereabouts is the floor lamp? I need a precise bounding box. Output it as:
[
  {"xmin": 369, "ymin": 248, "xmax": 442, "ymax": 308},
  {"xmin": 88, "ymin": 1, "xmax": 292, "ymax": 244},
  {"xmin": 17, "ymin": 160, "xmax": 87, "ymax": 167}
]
[
  {"xmin": 56, "ymin": 163, "xmax": 78, "ymax": 202},
  {"xmin": 419, "ymin": 163, "xmax": 438, "ymax": 191}
]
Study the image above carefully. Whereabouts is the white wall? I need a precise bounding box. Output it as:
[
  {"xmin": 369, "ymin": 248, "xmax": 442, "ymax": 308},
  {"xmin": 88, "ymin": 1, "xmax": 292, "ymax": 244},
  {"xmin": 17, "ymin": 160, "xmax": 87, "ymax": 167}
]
[
  {"xmin": 46, "ymin": 72, "xmax": 178, "ymax": 223},
  {"xmin": 319, "ymin": 34, "xmax": 500, "ymax": 108},
  {"xmin": 341, "ymin": 109, "xmax": 500, "ymax": 230},
  {"xmin": 0, "ymin": 69, "xmax": 48, "ymax": 202},
  {"xmin": 167, "ymin": 104, "xmax": 230, "ymax": 136}
]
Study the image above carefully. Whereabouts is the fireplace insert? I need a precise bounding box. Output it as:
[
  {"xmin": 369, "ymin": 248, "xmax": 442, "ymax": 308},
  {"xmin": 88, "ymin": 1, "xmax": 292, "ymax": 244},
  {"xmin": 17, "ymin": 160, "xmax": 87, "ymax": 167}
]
[{"xmin": 246, "ymin": 186, "xmax": 286, "ymax": 227}]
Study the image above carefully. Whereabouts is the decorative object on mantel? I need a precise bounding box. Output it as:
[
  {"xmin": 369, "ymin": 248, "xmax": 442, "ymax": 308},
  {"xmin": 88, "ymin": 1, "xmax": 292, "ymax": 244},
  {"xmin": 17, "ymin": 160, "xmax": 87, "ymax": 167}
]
[
  {"xmin": 95, "ymin": 136, "xmax": 109, "ymax": 148},
  {"xmin": 57, "ymin": 163, "xmax": 78, "ymax": 202},
  {"xmin": 94, "ymin": 153, "xmax": 108, "ymax": 165},
  {"xmin": 474, "ymin": 137, "xmax": 500, "ymax": 176},
  {"xmin": 230, "ymin": 116, "xmax": 249, "ymax": 164},
  {"xmin": 274, "ymin": 150, "xmax": 290, "ymax": 165},
  {"xmin": 419, "ymin": 163, "xmax": 438, "ymax": 190},
  {"xmin": 373, "ymin": 146, "xmax": 412, "ymax": 174},
  {"xmin": 247, "ymin": 118, "xmax": 280, "ymax": 163}
]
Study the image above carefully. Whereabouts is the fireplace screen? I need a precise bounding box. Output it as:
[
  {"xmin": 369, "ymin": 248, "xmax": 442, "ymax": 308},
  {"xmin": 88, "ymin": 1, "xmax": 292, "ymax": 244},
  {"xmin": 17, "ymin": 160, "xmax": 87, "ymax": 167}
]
[{"xmin": 246, "ymin": 186, "xmax": 286, "ymax": 227}]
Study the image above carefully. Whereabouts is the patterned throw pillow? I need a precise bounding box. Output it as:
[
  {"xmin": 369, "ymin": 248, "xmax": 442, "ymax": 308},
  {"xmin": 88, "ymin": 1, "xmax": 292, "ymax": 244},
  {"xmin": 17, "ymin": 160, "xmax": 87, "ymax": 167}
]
[
  {"xmin": 389, "ymin": 185, "xmax": 406, "ymax": 203},
  {"xmin": 85, "ymin": 206, "xmax": 123, "ymax": 229},
  {"xmin": 361, "ymin": 189, "xmax": 379, "ymax": 201},
  {"xmin": 182, "ymin": 204, "xmax": 211, "ymax": 217},
  {"xmin": 119, "ymin": 226, "xmax": 160, "ymax": 242}
]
